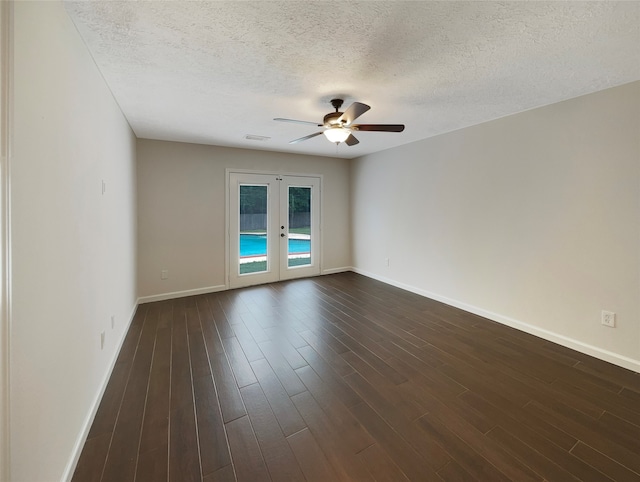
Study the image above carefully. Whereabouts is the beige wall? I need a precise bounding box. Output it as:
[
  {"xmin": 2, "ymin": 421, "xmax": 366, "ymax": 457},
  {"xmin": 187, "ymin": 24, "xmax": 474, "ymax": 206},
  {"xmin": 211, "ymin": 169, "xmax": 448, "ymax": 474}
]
[
  {"xmin": 137, "ymin": 140, "xmax": 351, "ymax": 300},
  {"xmin": 12, "ymin": 2, "xmax": 138, "ymax": 480},
  {"xmin": 351, "ymin": 81, "xmax": 640, "ymax": 371}
]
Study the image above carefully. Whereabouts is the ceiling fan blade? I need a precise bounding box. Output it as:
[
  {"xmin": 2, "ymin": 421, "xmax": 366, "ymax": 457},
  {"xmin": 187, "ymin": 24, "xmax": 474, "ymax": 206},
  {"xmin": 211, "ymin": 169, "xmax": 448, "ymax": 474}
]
[
  {"xmin": 274, "ymin": 118, "xmax": 322, "ymax": 126},
  {"xmin": 337, "ymin": 102, "xmax": 371, "ymax": 125},
  {"xmin": 352, "ymin": 124, "xmax": 405, "ymax": 132},
  {"xmin": 289, "ymin": 132, "xmax": 323, "ymax": 144},
  {"xmin": 345, "ymin": 134, "xmax": 359, "ymax": 146}
]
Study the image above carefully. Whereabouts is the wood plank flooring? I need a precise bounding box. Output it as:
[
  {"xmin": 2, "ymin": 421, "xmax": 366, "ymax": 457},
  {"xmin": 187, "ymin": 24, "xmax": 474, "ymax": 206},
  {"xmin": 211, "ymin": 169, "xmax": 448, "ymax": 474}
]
[{"xmin": 72, "ymin": 272, "xmax": 640, "ymax": 482}]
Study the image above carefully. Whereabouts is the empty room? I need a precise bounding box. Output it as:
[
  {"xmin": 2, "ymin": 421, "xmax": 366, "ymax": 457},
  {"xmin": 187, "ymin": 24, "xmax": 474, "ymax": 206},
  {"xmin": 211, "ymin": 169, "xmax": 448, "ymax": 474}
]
[{"xmin": 2, "ymin": 1, "xmax": 640, "ymax": 481}]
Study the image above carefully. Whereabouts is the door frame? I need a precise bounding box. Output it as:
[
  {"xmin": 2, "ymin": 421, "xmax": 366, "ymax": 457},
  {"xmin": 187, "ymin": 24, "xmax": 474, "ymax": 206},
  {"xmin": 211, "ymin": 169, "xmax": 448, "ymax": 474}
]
[
  {"xmin": 0, "ymin": 1, "xmax": 12, "ymax": 479},
  {"xmin": 225, "ymin": 169, "xmax": 322, "ymax": 289}
]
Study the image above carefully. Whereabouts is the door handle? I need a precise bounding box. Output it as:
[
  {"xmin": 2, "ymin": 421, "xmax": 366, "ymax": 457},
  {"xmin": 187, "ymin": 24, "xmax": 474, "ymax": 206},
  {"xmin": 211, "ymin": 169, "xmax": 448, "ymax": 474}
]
[{"xmin": 281, "ymin": 233, "xmax": 286, "ymax": 237}]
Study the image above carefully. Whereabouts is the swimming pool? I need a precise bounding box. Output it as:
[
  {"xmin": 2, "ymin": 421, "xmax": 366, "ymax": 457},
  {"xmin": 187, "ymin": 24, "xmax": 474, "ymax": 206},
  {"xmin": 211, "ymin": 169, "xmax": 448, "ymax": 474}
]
[{"xmin": 240, "ymin": 234, "xmax": 310, "ymax": 257}]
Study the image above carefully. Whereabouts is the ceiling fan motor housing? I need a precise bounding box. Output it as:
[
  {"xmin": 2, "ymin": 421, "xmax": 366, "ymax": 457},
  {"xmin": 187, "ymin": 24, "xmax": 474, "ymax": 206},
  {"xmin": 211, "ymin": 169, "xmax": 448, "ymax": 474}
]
[
  {"xmin": 323, "ymin": 111, "xmax": 344, "ymax": 126},
  {"xmin": 323, "ymin": 98, "xmax": 346, "ymax": 126}
]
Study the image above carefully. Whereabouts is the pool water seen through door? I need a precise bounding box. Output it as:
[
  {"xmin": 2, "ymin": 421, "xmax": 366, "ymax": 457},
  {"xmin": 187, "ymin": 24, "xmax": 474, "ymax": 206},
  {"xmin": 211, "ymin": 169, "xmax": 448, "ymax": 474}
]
[{"xmin": 239, "ymin": 234, "xmax": 310, "ymax": 257}]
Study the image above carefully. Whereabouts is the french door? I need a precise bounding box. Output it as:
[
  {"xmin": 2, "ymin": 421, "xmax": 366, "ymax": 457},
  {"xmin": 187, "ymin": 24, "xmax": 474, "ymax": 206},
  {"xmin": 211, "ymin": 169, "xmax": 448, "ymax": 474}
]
[{"xmin": 228, "ymin": 172, "xmax": 320, "ymax": 288}]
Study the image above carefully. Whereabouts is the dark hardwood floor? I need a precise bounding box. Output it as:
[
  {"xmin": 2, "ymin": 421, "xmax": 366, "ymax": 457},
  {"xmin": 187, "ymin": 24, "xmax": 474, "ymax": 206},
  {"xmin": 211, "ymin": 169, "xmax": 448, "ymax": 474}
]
[{"xmin": 72, "ymin": 272, "xmax": 640, "ymax": 481}]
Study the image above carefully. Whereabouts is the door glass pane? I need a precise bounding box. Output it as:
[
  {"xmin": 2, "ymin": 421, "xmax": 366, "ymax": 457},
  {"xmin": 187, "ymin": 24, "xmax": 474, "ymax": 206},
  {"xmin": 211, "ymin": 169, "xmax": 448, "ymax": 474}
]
[
  {"xmin": 288, "ymin": 186, "xmax": 311, "ymax": 267},
  {"xmin": 239, "ymin": 184, "xmax": 268, "ymax": 274}
]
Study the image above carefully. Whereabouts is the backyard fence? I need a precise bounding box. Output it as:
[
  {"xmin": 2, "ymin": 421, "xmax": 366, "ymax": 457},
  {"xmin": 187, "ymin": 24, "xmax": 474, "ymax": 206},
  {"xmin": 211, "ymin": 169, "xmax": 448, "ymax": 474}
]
[{"xmin": 240, "ymin": 213, "xmax": 310, "ymax": 231}]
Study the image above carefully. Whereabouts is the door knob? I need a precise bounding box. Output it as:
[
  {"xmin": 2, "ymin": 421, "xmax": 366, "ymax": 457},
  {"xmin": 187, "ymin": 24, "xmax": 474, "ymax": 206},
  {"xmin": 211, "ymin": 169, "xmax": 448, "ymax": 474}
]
[{"xmin": 281, "ymin": 233, "xmax": 286, "ymax": 237}]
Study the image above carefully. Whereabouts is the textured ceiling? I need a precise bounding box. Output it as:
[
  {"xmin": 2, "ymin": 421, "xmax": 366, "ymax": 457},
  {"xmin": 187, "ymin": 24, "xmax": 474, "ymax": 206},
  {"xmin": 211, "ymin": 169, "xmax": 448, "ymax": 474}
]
[{"xmin": 64, "ymin": 1, "xmax": 640, "ymax": 159}]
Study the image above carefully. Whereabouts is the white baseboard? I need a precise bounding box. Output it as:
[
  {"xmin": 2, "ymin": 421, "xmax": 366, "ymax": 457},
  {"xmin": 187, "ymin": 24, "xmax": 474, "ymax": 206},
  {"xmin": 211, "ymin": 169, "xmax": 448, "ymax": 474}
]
[
  {"xmin": 322, "ymin": 266, "xmax": 353, "ymax": 275},
  {"xmin": 138, "ymin": 284, "xmax": 227, "ymax": 304},
  {"xmin": 62, "ymin": 301, "xmax": 139, "ymax": 481},
  {"xmin": 352, "ymin": 268, "xmax": 640, "ymax": 374}
]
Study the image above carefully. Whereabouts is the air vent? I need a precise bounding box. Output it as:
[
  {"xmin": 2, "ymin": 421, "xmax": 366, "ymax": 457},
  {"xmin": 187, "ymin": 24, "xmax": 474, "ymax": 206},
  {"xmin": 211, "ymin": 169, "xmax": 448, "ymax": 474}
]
[{"xmin": 244, "ymin": 134, "xmax": 270, "ymax": 142}]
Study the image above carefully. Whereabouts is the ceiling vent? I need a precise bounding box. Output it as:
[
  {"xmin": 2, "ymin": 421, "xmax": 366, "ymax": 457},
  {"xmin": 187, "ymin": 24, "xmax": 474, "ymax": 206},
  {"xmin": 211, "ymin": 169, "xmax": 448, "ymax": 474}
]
[{"xmin": 244, "ymin": 134, "xmax": 270, "ymax": 142}]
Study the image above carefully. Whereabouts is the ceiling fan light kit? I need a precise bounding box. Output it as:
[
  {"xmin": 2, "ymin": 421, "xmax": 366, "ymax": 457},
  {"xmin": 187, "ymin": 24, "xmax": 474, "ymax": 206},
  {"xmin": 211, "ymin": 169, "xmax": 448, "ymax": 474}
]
[
  {"xmin": 324, "ymin": 126, "xmax": 351, "ymax": 143},
  {"xmin": 275, "ymin": 98, "xmax": 405, "ymax": 146}
]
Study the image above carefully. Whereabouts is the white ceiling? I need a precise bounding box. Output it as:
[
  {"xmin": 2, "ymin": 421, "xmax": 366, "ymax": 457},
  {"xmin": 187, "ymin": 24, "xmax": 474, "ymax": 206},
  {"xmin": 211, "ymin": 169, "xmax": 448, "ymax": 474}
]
[{"xmin": 63, "ymin": 1, "xmax": 640, "ymax": 159}]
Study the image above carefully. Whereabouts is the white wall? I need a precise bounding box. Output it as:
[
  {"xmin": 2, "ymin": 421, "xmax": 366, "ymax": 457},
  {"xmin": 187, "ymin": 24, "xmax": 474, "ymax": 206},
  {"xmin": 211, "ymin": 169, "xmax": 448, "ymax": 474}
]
[
  {"xmin": 351, "ymin": 82, "xmax": 640, "ymax": 371},
  {"xmin": 11, "ymin": 2, "xmax": 137, "ymax": 481},
  {"xmin": 137, "ymin": 140, "xmax": 351, "ymax": 300}
]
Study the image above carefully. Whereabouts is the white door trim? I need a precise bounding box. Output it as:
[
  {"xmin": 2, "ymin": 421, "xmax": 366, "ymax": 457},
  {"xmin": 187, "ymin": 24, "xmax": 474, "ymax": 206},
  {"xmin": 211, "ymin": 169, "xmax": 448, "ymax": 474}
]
[{"xmin": 0, "ymin": 1, "xmax": 13, "ymax": 479}]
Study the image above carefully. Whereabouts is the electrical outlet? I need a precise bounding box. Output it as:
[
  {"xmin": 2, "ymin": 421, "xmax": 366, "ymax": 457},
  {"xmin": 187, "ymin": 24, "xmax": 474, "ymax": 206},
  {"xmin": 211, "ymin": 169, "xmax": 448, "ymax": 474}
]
[
  {"xmin": 385, "ymin": 258, "xmax": 390, "ymax": 267},
  {"xmin": 100, "ymin": 331, "xmax": 105, "ymax": 350},
  {"xmin": 601, "ymin": 310, "xmax": 616, "ymax": 328},
  {"xmin": 111, "ymin": 315, "xmax": 115, "ymax": 329},
  {"xmin": 161, "ymin": 269, "xmax": 169, "ymax": 280}
]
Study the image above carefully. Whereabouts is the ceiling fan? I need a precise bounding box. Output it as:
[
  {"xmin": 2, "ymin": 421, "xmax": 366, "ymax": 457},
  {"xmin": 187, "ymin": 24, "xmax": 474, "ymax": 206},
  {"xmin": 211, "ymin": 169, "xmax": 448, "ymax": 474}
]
[{"xmin": 274, "ymin": 99, "xmax": 405, "ymax": 146}]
